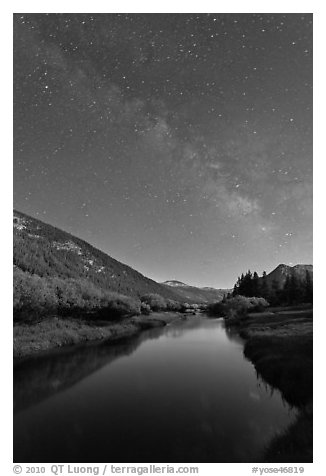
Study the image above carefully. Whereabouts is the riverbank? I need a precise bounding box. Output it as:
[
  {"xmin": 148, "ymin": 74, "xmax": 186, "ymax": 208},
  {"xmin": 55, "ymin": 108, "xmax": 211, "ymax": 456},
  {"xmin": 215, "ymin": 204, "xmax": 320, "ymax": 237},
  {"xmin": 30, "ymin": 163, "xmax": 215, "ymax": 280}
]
[
  {"xmin": 226, "ymin": 306, "xmax": 313, "ymax": 462},
  {"xmin": 13, "ymin": 312, "xmax": 186, "ymax": 360}
]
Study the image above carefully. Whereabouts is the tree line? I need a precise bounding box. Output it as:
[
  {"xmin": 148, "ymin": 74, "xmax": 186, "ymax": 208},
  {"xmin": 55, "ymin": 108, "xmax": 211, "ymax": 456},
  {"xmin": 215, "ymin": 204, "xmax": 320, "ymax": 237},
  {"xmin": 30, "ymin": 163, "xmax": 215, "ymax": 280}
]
[
  {"xmin": 13, "ymin": 267, "xmax": 186, "ymax": 322},
  {"xmin": 231, "ymin": 269, "xmax": 313, "ymax": 305}
]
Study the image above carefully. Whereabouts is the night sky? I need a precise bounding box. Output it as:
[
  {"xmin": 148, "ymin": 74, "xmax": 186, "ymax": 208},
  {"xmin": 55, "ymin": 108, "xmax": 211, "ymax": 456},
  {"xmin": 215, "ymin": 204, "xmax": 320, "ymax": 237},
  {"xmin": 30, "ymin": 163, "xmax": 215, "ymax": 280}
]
[{"xmin": 13, "ymin": 13, "xmax": 313, "ymax": 288}]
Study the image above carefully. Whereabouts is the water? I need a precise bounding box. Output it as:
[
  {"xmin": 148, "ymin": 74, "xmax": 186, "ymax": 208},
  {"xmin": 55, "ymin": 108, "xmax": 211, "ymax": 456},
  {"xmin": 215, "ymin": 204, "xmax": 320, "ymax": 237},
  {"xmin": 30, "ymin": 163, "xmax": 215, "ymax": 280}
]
[{"xmin": 14, "ymin": 316, "xmax": 296, "ymax": 462}]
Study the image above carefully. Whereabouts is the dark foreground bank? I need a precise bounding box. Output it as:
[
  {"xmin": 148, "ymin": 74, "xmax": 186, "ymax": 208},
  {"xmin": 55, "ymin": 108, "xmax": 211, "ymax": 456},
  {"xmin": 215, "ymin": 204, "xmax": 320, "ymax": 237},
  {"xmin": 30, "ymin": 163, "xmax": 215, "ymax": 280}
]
[
  {"xmin": 226, "ymin": 306, "xmax": 313, "ymax": 462},
  {"xmin": 14, "ymin": 312, "xmax": 187, "ymax": 360}
]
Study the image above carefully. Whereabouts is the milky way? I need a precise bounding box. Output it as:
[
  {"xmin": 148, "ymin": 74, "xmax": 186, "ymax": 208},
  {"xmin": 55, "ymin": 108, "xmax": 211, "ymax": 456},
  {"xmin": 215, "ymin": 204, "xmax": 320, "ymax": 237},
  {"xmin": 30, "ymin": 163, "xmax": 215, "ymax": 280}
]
[{"xmin": 14, "ymin": 13, "xmax": 313, "ymax": 287}]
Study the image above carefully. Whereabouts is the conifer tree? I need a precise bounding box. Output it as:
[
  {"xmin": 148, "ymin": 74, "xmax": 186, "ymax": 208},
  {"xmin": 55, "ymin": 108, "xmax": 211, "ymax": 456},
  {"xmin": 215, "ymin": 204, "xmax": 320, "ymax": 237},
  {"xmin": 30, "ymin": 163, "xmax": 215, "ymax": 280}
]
[
  {"xmin": 260, "ymin": 271, "xmax": 269, "ymax": 300},
  {"xmin": 304, "ymin": 270, "xmax": 313, "ymax": 303},
  {"xmin": 252, "ymin": 271, "xmax": 260, "ymax": 297}
]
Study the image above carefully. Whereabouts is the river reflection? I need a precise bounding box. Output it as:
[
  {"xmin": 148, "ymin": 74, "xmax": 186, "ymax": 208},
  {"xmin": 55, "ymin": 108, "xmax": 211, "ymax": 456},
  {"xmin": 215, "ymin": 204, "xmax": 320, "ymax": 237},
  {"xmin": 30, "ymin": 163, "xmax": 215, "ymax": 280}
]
[
  {"xmin": 14, "ymin": 316, "xmax": 296, "ymax": 463},
  {"xmin": 14, "ymin": 325, "xmax": 166, "ymax": 413}
]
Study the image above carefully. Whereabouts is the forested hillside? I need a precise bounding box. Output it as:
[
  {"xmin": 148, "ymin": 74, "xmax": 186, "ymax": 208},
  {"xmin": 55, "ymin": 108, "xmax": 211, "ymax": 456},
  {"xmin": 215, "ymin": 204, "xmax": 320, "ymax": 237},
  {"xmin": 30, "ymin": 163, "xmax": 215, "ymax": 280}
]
[
  {"xmin": 231, "ymin": 264, "xmax": 313, "ymax": 305},
  {"xmin": 13, "ymin": 210, "xmax": 186, "ymax": 320},
  {"xmin": 14, "ymin": 210, "xmax": 184, "ymax": 299}
]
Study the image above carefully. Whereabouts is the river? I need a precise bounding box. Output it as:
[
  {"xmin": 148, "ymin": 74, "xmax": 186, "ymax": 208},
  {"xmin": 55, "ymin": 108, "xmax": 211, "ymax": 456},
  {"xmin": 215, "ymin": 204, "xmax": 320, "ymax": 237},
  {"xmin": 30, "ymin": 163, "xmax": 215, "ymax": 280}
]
[{"xmin": 13, "ymin": 316, "xmax": 296, "ymax": 462}]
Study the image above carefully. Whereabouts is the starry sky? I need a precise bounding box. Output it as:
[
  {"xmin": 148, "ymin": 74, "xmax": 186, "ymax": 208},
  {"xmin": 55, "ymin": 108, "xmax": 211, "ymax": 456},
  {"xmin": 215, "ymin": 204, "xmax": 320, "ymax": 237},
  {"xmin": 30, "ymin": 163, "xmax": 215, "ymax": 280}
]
[{"xmin": 13, "ymin": 13, "xmax": 313, "ymax": 288}]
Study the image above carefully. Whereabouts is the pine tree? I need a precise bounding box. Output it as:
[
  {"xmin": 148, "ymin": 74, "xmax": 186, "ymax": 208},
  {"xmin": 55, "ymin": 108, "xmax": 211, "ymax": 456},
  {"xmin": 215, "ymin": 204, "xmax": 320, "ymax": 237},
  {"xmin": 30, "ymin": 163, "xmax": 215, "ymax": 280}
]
[
  {"xmin": 304, "ymin": 270, "xmax": 313, "ymax": 303},
  {"xmin": 242, "ymin": 270, "xmax": 253, "ymax": 296},
  {"xmin": 271, "ymin": 279, "xmax": 280, "ymax": 305},
  {"xmin": 232, "ymin": 275, "xmax": 242, "ymax": 296},
  {"xmin": 288, "ymin": 275, "xmax": 301, "ymax": 304},
  {"xmin": 252, "ymin": 271, "xmax": 260, "ymax": 297},
  {"xmin": 282, "ymin": 275, "xmax": 291, "ymax": 304},
  {"xmin": 260, "ymin": 271, "xmax": 269, "ymax": 300}
]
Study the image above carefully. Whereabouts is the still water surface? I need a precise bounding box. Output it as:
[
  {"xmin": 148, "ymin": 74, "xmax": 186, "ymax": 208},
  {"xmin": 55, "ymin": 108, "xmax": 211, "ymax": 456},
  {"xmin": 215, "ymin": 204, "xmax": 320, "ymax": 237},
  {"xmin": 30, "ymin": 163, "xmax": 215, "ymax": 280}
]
[{"xmin": 14, "ymin": 317, "xmax": 295, "ymax": 462}]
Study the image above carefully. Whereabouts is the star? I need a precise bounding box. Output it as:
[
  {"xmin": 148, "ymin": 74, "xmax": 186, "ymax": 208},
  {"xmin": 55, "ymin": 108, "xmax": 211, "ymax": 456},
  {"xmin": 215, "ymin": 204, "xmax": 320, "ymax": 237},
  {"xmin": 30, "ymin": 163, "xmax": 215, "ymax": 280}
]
[{"xmin": 13, "ymin": 13, "xmax": 312, "ymax": 288}]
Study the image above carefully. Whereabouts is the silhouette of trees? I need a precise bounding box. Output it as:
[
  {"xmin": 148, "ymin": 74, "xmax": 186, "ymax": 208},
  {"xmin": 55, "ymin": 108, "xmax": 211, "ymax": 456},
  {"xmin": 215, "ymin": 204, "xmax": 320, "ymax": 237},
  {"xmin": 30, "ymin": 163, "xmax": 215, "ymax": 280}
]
[
  {"xmin": 304, "ymin": 270, "xmax": 313, "ymax": 303},
  {"xmin": 252, "ymin": 271, "xmax": 260, "ymax": 297},
  {"xmin": 260, "ymin": 271, "xmax": 270, "ymax": 300},
  {"xmin": 232, "ymin": 270, "xmax": 255, "ymax": 297},
  {"xmin": 231, "ymin": 268, "xmax": 313, "ymax": 306}
]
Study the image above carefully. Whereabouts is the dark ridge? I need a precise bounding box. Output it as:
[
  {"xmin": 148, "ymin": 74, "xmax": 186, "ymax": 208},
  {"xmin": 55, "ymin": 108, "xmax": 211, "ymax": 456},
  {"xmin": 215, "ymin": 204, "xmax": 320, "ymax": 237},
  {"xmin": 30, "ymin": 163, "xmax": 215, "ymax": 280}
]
[{"xmin": 13, "ymin": 209, "xmax": 183, "ymax": 302}]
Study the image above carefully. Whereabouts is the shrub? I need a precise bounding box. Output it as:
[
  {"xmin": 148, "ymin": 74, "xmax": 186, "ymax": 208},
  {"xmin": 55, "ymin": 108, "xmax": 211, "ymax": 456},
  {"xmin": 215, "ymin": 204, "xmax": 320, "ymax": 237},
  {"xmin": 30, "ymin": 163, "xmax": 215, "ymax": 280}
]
[
  {"xmin": 225, "ymin": 295, "xmax": 269, "ymax": 321},
  {"xmin": 207, "ymin": 295, "xmax": 269, "ymax": 320},
  {"xmin": 96, "ymin": 294, "xmax": 141, "ymax": 320},
  {"xmin": 140, "ymin": 302, "xmax": 151, "ymax": 315},
  {"xmin": 141, "ymin": 293, "xmax": 167, "ymax": 312},
  {"xmin": 225, "ymin": 295, "xmax": 252, "ymax": 320},
  {"xmin": 165, "ymin": 299, "xmax": 183, "ymax": 312},
  {"xmin": 248, "ymin": 296, "xmax": 270, "ymax": 312},
  {"xmin": 13, "ymin": 268, "xmax": 57, "ymax": 320},
  {"xmin": 13, "ymin": 268, "xmax": 141, "ymax": 321}
]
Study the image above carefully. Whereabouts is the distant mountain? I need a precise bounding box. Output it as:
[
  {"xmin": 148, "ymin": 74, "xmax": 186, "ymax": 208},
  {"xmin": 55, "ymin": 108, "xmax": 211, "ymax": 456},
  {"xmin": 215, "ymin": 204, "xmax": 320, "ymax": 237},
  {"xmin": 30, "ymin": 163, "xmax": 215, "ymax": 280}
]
[
  {"xmin": 162, "ymin": 280, "xmax": 231, "ymax": 303},
  {"xmin": 163, "ymin": 280, "xmax": 189, "ymax": 288},
  {"xmin": 262, "ymin": 263, "xmax": 313, "ymax": 288},
  {"xmin": 13, "ymin": 210, "xmax": 183, "ymax": 302}
]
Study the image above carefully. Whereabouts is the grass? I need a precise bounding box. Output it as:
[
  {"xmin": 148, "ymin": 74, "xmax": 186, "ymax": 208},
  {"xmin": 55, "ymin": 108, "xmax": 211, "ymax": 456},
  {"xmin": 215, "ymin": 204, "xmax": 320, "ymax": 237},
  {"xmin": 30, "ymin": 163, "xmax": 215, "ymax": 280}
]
[
  {"xmin": 264, "ymin": 407, "xmax": 313, "ymax": 463},
  {"xmin": 244, "ymin": 334, "xmax": 312, "ymax": 407},
  {"xmin": 226, "ymin": 306, "xmax": 313, "ymax": 462},
  {"xmin": 13, "ymin": 312, "xmax": 184, "ymax": 359}
]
